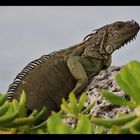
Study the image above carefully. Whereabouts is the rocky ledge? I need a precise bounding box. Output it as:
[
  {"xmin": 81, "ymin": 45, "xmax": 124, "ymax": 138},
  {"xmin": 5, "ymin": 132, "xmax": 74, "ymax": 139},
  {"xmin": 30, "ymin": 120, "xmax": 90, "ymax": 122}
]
[{"xmin": 85, "ymin": 66, "xmax": 132, "ymax": 119}]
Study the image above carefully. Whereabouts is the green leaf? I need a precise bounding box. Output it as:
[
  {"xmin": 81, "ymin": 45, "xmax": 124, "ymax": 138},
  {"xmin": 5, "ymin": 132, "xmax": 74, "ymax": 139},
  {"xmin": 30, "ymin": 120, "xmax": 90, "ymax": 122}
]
[
  {"xmin": 61, "ymin": 98, "xmax": 72, "ymax": 113},
  {"xmin": 3, "ymin": 117, "xmax": 33, "ymax": 128},
  {"xmin": 19, "ymin": 90, "xmax": 26, "ymax": 107},
  {"xmin": 61, "ymin": 92, "xmax": 88, "ymax": 117},
  {"xmin": 116, "ymin": 74, "xmax": 138, "ymax": 104},
  {"xmin": 31, "ymin": 107, "xmax": 47, "ymax": 126},
  {"xmin": 121, "ymin": 65, "xmax": 140, "ymax": 103},
  {"xmin": 69, "ymin": 92, "xmax": 78, "ymax": 115},
  {"xmin": 55, "ymin": 123, "xmax": 73, "ymax": 134},
  {"xmin": 129, "ymin": 127, "xmax": 140, "ymax": 134},
  {"xmin": 69, "ymin": 92, "xmax": 77, "ymax": 106},
  {"xmin": 92, "ymin": 114, "xmax": 136, "ymax": 128},
  {"xmin": 0, "ymin": 111, "xmax": 19, "ymax": 125},
  {"xmin": 0, "ymin": 94, "xmax": 7, "ymax": 106},
  {"xmin": 127, "ymin": 61, "xmax": 140, "ymax": 86},
  {"xmin": 120, "ymin": 65, "xmax": 135, "ymax": 86},
  {"xmin": 82, "ymin": 101, "xmax": 95, "ymax": 114},
  {"xmin": 115, "ymin": 74, "xmax": 133, "ymax": 97},
  {"xmin": 115, "ymin": 61, "xmax": 140, "ymax": 104},
  {"xmin": 18, "ymin": 90, "xmax": 27, "ymax": 117},
  {"xmin": 95, "ymin": 126, "xmax": 106, "ymax": 134},
  {"xmin": 17, "ymin": 126, "xmax": 30, "ymax": 134},
  {"xmin": 74, "ymin": 115, "xmax": 93, "ymax": 134},
  {"xmin": 0, "ymin": 102, "xmax": 11, "ymax": 116},
  {"xmin": 4, "ymin": 102, "xmax": 15, "ymax": 116},
  {"xmin": 47, "ymin": 112, "xmax": 61, "ymax": 126},
  {"xmin": 78, "ymin": 92, "xmax": 87, "ymax": 113},
  {"xmin": 31, "ymin": 120, "xmax": 48, "ymax": 130},
  {"xmin": 108, "ymin": 125, "xmax": 121, "ymax": 134},
  {"xmin": 29, "ymin": 109, "xmax": 38, "ymax": 117},
  {"xmin": 12, "ymin": 99, "xmax": 19, "ymax": 112},
  {"xmin": 130, "ymin": 86, "xmax": 140, "ymax": 104},
  {"xmin": 47, "ymin": 113, "xmax": 72, "ymax": 134},
  {"xmin": 122, "ymin": 117, "xmax": 140, "ymax": 130},
  {"xmin": 102, "ymin": 91, "xmax": 136, "ymax": 109}
]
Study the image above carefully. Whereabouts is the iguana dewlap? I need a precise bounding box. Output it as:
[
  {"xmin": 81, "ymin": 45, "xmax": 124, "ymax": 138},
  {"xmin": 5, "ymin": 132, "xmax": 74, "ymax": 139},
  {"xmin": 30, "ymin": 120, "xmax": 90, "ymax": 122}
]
[{"xmin": 7, "ymin": 20, "xmax": 140, "ymax": 118}]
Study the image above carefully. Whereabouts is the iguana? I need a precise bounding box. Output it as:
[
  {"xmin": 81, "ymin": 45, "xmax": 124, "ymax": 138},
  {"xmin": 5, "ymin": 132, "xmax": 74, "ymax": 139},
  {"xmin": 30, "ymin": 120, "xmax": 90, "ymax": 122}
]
[{"xmin": 7, "ymin": 20, "xmax": 140, "ymax": 118}]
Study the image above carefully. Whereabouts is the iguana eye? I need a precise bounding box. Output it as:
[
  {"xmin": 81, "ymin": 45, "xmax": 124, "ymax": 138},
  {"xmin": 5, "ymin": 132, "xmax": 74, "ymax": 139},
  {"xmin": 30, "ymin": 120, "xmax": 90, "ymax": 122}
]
[
  {"xmin": 105, "ymin": 45, "xmax": 114, "ymax": 54},
  {"xmin": 117, "ymin": 24, "xmax": 123, "ymax": 29},
  {"xmin": 115, "ymin": 22, "xmax": 124, "ymax": 29}
]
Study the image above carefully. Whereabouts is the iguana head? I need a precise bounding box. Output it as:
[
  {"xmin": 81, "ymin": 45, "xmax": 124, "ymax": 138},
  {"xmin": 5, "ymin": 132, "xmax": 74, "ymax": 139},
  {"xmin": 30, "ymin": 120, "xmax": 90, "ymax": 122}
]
[
  {"xmin": 102, "ymin": 20, "xmax": 139, "ymax": 54},
  {"xmin": 84, "ymin": 20, "xmax": 140, "ymax": 59}
]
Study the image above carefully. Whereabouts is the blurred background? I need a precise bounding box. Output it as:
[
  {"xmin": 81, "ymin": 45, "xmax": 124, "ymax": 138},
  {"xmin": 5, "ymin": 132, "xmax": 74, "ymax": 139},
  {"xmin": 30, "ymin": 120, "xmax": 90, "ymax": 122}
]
[{"xmin": 0, "ymin": 6, "xmax": 140, "ymax": 92}]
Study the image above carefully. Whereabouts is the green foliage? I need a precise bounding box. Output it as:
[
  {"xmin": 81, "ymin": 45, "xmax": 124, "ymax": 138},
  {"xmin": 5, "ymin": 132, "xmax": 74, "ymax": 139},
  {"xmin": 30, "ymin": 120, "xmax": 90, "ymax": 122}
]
[
  {"xmin": 61, "ymin": 92, "xmax": 95, "ymax": 118},
  {"xmin": 0, "ymin": 91, "xmax": 93, "ymax": 134},
  {"xmin": 47, "ymin": 113, "xmax": 73, "ymax": 134},
  {"xmin": 46, "ymin": 92, "xmax": 94, "ymax": 134},
  {"xmin": 92, "ymin": 114, "xmax": 136, "ymax": 128},
  {"xmin": 102, "ymin": 91, "xmax": 136, "ymax": 109},
  {"xmin": 61, "ymin": 92, "xmax": 87, "ymax": 118},
  {"xmin": 1, "ymin": 60, "xmax": 140, "ymax": 134},
  {"xmin": 0, "ymin": 91, "xmax": 48, "ymax": 134},
  {"xmin": 74, "ymin": 115, "xmax": 93, "ymax": 134},
  {"xmin": 115, "ymin": 61, "xmax": 140, "ymax": 104},
  {"xmin": 47, "ymin": 113, "xmax": 93, "ymax": 134},
  {"xmin": 94, "ymin": 61, "xmax": 140, "ymax": 134}
]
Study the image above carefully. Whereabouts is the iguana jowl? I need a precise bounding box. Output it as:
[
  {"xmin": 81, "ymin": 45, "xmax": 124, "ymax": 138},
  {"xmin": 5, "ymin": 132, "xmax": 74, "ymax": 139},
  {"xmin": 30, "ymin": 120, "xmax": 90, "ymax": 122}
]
[{"xmin": 7, "ymin": 20, "xmax": 140, "ymax": 118}]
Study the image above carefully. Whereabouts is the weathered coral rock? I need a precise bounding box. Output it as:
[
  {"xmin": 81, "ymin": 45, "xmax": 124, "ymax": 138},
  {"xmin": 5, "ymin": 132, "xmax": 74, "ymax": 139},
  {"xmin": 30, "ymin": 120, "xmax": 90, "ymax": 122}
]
[{"xmin": 85, "ymin": 66, "xmax": 132, "ymax": 119}]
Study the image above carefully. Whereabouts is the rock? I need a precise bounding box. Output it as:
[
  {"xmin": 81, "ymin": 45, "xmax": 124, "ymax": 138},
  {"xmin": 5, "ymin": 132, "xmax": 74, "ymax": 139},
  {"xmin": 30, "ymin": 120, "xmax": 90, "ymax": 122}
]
[{"xmin": 85, "ymin": 66, "xmax": 132, "ymax": 119}]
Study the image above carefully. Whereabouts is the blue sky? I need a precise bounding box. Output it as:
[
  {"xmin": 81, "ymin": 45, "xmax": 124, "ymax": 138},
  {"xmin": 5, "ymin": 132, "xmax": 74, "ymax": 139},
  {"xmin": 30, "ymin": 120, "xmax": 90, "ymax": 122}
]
[{"xmin": 0, "ymin": 6, "xmax": 140, "ymax": 92}]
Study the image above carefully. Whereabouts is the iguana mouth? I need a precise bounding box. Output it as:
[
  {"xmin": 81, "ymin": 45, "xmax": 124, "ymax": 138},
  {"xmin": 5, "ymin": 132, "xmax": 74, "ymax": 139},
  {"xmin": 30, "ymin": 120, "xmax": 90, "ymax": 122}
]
[
  {"xmin": 121, "ymin": 34, "xmax": 137, "ymax": 48},
  {"xmin": 118, "ymin": 20, "xmax": 140, "ymax": 49}
]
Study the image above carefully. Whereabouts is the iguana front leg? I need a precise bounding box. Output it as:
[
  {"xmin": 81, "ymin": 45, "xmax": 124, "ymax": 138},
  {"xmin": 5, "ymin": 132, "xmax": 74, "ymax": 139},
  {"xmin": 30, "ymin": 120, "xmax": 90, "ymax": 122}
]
[{"xmin": 67, "ymin": 56, "xmax": 88, "ymax": 95}]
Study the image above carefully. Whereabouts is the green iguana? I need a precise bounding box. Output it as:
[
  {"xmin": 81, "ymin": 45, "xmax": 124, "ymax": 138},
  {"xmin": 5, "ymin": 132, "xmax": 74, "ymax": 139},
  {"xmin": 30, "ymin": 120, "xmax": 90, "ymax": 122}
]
[{"xmin": 7, "ymin": 20, "xmax": 140, "ymax": 118}]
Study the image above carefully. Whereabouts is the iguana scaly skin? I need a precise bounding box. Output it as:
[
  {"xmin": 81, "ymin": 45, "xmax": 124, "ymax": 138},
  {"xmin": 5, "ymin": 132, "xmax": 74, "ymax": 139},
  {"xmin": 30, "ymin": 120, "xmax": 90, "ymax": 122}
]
[{"xmin": 7, "ymin": 20, "xmax": 140, "ymax": 118}]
